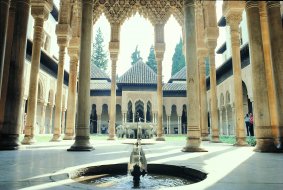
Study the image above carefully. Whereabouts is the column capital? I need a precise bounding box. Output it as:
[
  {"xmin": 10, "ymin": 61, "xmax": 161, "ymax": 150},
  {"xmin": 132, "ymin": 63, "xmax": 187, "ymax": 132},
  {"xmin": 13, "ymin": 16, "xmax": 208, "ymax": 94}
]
[
  {"xmin": 184, "ymin": 0, "xmax": 195, "ymax": 7},
  {"xmin": 68, "ymin": 37, "xmax": 80, "ymax": 58},
  {"xmin": 197, "ymin": 49, "xmax": 208, "ymax": 61},
  {"xmin": 31, "ymin": 0, "xmax": 53, "ymax": 20},
  {"xmin": 223, "ymin": 1, "xmax": 245, "ymax": 29},
  {"xmin": 56, "ymin": 24, "xmax": 71, "ymax": 47},
  {"xmin": 109, "ymin": 41, "xmax": 120, "ymax": 60},
  {"xmin": 266, "ymin": 1, "xmax": 281, "ymax": 8},
  {"xmin": 154, "ymin": 43, "xmax": 165, "ymax": 61}
]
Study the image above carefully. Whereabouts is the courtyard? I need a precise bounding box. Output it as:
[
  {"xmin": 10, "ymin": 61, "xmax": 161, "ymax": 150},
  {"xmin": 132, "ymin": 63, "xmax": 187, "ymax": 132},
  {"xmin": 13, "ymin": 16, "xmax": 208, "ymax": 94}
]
[{"xmin": 0, "ymin": 135, "xmax": 282, "ymax": 190}]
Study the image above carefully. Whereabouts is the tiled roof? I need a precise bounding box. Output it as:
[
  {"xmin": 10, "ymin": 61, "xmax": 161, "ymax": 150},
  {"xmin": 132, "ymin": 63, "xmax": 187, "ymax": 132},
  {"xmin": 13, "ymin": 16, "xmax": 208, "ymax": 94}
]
[
  {"xmin": 168, "ymin": 66, "xmax": 186, "ymax": 83},
  {"xmin": 163, "ymin": 83, "xmax": 186, "ymax": 91},
  {"xmin": 90, "ymin": 64, "xmax": 110, "ymax": 81},
  {"xmin": 90, "ymin": 82, "xmax": 112, "ymax": 90},
  {"xmin": 117, "ymin": 60, "xmax": 157, "ymax": 84}
]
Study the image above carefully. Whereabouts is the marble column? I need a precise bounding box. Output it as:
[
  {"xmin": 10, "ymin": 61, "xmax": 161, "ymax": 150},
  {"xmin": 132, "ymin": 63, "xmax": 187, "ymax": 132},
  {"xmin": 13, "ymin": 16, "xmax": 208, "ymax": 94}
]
[
  {"xmin": 258, "ymin": 2, "xmax": 279, "ymax": 146},
  {"xmin": 51, "ymin": 33, "xmax": 70, "ymax": 141},
  {"xmin": 144, "ymin": 108, "xmax": 147, "ymax": 123},
  {"xmin": 224, "ymin": 5, "xmax": 247, "ymax": 146},
  {"xmin": 182, "ymin": 0, "xmax": 206, "ymax": 152},
  {"xmin": 39, "ymin": 102, "xmax": 47, "ymax": 134},
  {"xmin": 0, "ymin": 0, "xmax": 30, "ymax": 150},
  {"xmin": 108, "ymin": 23, "xmax": 120, "ymax": 140},
  {"xmin": 61, "ymin": 109, "xmax": 66, "ymax": 134},
  {"xmin": 22, "ymin": 1, "xmax": 52, "ymax": 144},
  {"xmin": 97, "ymin": 114, "xmax": 101, "ymax": 134},
  {"xmin": 204, "ymin": 1, "xmax": 220, "ymax": 143},
  {"xmin": 0, "ymin": 1, "xmax": 16, "ymax": 131},
  {"xmin": 267, "ymin": 1, "xmax": 283, "ymax": 150},
  {"xmin": 0, "ymin": 0, "xmax": 11, "ymax": 97},
  {"xmin": 64, "ymin": 38, "xmax": 79, "ymax": 140},
  {"xmin": 178, "ymin": 116, "xmax": 182, "ymax": 134},
  {"xmin": 226, "ymin": 108, "xmax": 229, "ymax": 135},
  {"xmin": 47, "ymin": 104, "xmax": 54, "ymax": 133},
  {"xmin": 199, "ymin": 56, "xmax": 209, "ymax": 141},
  {"xmin": 68, "ymin": 0, "xmax": 93, "ymax": 151},
  {"xmin": 154, "ymin": 24, "xmax": 165, "ymax": 141},
  {"xmin": 246, "ymin": 1, "xmax": 276, "ymax": 152}
]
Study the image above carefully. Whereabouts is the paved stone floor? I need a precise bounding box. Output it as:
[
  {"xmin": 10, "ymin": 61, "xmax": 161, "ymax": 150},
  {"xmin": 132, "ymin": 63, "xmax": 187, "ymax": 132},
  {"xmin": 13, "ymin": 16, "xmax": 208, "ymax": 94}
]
[{"xmin": 0, "ymin": 139, "xmax": 282, "ymax": 190}]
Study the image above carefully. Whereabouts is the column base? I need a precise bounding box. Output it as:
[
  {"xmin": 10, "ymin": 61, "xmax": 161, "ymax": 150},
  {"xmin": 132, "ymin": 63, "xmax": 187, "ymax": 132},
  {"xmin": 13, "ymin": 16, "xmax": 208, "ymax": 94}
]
[
  {"xmin": 21, "ymin": 135, "xmax": 36, "ymax": 145},
  {"xmin": 67, "ymin": 136, "xmax": 94, "ymax": 151},
  {"xmin": 234, "ymin": 137, "xmax": 248, "ymax": 146},
  {"xmin": 155, "ymin": 136, "xmax": 165, "ymax": 141},
  {"xmin": 182, "ymin": 146, "xmax": 208, "ymax": 152},
  {"xmin": 63, "ymin": 134, "xmax": 74, "ymax": 140},
  {"xmin": 0, "ymin": 134, "xmax": 21, "ymax": 150},
  {"xmin": 210, "ymin": 136, "xmax": 221, "ymax": 143},
  {"xmin": 50, "ymin": 134, "xmax": 62, "ymax": 142},
  {"xmin": 201, "ymin": 136, "xmax": 210, "ymax": 141},
  {"xmin": 107, "ymin": 135, "xmax": 117, "ymax": 140},
  {"xmin": 254, "ymin": 138, "xmax": 277, "ymax": 152}
]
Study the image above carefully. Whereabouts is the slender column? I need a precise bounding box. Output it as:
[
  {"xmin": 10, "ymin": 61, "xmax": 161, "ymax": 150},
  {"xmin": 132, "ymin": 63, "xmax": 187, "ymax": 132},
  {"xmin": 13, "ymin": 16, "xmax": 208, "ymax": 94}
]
[
  {"xmin": 267, "ymin": 1, "xmax": 283, "ymax": 150},
  {"xmin": 246, "ymin": 1, "xmax": 276, "ymax": 152},
  {"xmin": 0, "ymin": 0, "xmax": 30, "ymax": 150},
  {"xmin": 219, "ymin": 109, "xmax": 223, "ymax": 135},
  {"xmin": 182, "ymin": 0, "xmax": 206, "ymax": 152},
  {"xmin": 0, "ymin": 0, "xmax": 11, "ymax": 97},
  {"xmin": 64, "ymin": 39, "xmax": 79, "ymax": 140},
  {"xmin": 108, "ymin": 23, "xmax": 120, "ymax": 140},
  {"xmin": 0, "ymin": 1, "xmax": 16, "ymax": 131},
  {"xmin": 178, "ymin": 116, "xmax": 182, "ymax": 134},
  {"xmin": 226, "ymin": 108, "xmax": 229, "ymax": 135},
  {"xmin": 61, "ymin": 109, "xmax": 66, "ymax": 134},
  {"xmin": 68, "ymin": 0, "xmax": 93, "ymax": 151},
  {"xmin": 39, "ymin": 103, "xmax": 47, "ymax": 134},
  {"xmin": 224, "ymin": 3, "xmax": 247, "ymax": 146},
  {"xmin": 20, "ymin": 99, "xmax": 27, "ymax": 134},
  {"xmin": 199, "ymin": 56, "xmax": 209, "ymax": 140},
  {"xmin": 204, "ymin": 1, "xmax": 220, "ymax": 143},
  {"xmin": 144, "ymin": 108, "xmax": 147, "ymax": 123},
  {"xmin": 48, "ymin": 104, "xmax": 54, "ymax": 133},
  {"xmin": 97, "ymin": 114, "xmax": 101, "ymax": 134},
  {"xmin": 22, "ymin": 1, "xmax": 52, "ymax": 144},
  {"xmin": 259, "ymin": 2, "xmax": 279, "ymax": 146},
  {"xmin": 168, "ymin": 116, "xmax": 171, "ymax": 134},
  {"xmin": 154, "ymin": 24, "xmax": 165, "ymax": 141},
  {"xmin": 132, "ymin": 110, "xmax": 135, "ymax": 123}
]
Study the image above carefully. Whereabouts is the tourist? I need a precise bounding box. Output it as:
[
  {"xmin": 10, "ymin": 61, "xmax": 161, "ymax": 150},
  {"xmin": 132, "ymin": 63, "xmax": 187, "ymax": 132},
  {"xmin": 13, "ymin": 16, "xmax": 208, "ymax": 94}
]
[
  {"xmin": 244, "ymin": 113, "xmax": 250, "ymax": 136},
  {"xmin": 249, "ymin": 113, "xmax": 254, "ymax": 136}
]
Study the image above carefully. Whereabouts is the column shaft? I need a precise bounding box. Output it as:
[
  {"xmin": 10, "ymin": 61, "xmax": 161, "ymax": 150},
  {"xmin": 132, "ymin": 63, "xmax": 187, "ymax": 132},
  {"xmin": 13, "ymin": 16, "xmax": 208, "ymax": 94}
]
[
  {"xmin": 267, "ymin": 1, "xmax": 283, "ymax": 150},
  {"xmin": 226, "ymin": 14, "xmax": 247, "ymax": 146},
  {"xmin": 97, "ymin": 115, "xmax": 101, "ymax": 134},
  {"xmin": 259, "ymin": 1, "xmax": 279, "ymax": 144},
  {"xmin": 182, "ymin": 0, "xmax": 205, "ymax": 152},
  {"xmin": 0, "ymin": 1, "xmax": 16, "ymax": 131},
  {"xmin": 0, "ymin": 0, "xmax": 30, "ymax": 150},
  {"xmin": 246, "ymin": 1, "xmax": 275, "ymax": 152},
  {"xmin": 209, "ymin": 52, "xmax": 220, "ymax": 142},
  {"xmin": 0, "ymin": 0, "xmax": 10, "ymax": 97},
  {"xmin": 61, "ymin": 110, "xmax": 66, "ymax": 134},
  {"xmin": 199, "ymin": 57, "xmax": 209, "ymax": 140},
  {"xmin": 64, "ymin": 55, "xmax": 78, "ymax": 140},
  {"xmin": 22, "ymin": 16, "xmax": 46, "ymax": 144},
  {"xmin": 108, "ymin": 59, "xmax": 117, "ymax": 140},
  {"xmin": 39, "ymin": 103, "xmax": 46, "ymax": 134},
  {"xmin": 48, "ymin": 105, "xmax": 54, "ymax": 133},
  {"xmin": 68, "ymin": 0, "xmax": 93, "ymax": 151}
]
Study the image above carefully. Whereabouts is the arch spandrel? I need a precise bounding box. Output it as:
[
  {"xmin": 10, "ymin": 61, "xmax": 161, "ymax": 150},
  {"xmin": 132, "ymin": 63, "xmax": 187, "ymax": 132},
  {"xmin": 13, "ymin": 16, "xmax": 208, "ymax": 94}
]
[{"xmin": 92, "ymin": 0, "xmax": 184, "ymax": 26}]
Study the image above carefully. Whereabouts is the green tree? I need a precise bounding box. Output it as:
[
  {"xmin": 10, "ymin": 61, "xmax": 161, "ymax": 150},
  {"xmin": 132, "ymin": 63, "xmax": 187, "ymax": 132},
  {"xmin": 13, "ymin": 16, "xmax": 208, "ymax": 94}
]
[
  {"xmin": 171, "ymin": 38, "xmax": 185, "ymax": 76},
  {"xmin": 131, "ymin": 45, "xmax": 141, "ymax": 65},
  {"xmin": 91, "ymin": 27, "xmax": 108, "ymax": 70},
  {"xmin": 146, "ymin": 45, "xmax": 157, "ymax": 73}
]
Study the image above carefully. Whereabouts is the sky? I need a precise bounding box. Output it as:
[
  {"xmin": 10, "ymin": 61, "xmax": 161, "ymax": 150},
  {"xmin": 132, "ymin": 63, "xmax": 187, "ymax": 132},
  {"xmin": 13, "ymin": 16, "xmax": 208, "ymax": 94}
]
[{"xmin": 54, "ymin": 0, "xmax": 224, "ymax": 82}]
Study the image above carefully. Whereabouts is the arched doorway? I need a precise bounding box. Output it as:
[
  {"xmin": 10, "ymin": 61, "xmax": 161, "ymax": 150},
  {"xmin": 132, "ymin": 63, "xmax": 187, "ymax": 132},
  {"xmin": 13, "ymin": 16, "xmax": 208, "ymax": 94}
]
[
  {"xmin": 181, "ymin": 105, "xmax": 187, "ymax": 134},
  {"xmin": 90, "ymin": 104, "xmax": 97, "ymax": 133},
  {"xmin": 127, "ymin": 101, "xmax": 133, "ymax": 122},
  {"xmin": 135, "ymin": 100, "xmax": 144, "ymax": 122},
  {"xmin": 242, "ymin": 81, "xmax": 253, "ymax": 115},
  {"xmin": 146, "ymin": 101, "xmax": 152, "ymax": 122}
]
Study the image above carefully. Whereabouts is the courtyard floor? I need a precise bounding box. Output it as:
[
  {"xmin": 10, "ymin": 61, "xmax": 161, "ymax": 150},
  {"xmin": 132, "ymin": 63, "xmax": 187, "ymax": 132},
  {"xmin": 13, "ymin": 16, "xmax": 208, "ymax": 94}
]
[{"xmin": 0, "ymin": 135, "xmax": 282, "ymax": 190}]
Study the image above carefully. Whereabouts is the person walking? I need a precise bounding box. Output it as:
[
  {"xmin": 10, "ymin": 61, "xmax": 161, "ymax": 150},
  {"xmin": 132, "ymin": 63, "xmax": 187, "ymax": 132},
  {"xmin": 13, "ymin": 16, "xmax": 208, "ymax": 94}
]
[
  {"xmin": 244, "ymin": 113, "xmax": 250, "ymax": 136},
  {"xmin": 249, "ymin": 113, "xmax": 254, "ymax": 136}
]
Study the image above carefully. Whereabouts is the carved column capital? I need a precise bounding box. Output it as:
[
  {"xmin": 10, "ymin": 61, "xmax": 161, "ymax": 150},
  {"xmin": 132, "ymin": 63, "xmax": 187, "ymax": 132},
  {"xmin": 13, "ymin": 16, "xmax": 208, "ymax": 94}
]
[
  {"xmin": 68, "ymin": 37, "xmax": 80, "ymax": 58},
  {"xmin": 31, "ymin": 0, "xmax": 53, "ymax": 20},
  {"xmin": 184, "ymin": 0, "xmax": 195, "ymax": 8},
  {"xmin": 55, "ymin": 24, "xmax": 71, "ymax": 47},
  {"xmin": 223, "ymin": 1, "xmax": 245, "ymax": 29}
]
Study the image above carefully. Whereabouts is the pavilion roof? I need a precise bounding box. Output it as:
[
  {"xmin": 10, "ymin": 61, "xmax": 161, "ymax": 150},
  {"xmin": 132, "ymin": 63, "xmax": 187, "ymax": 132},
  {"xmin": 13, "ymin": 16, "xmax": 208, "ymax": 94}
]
[
  {"xmin": 168, "ymin": 66, "xmax": 186, "ymax": 83},
  {"xmin": 90, "ymin": 64, "xmax": 111, "ymax": 82},
  {"xmin": 117, "ymin": 60, "xmax": 157, "ymax": 85}
]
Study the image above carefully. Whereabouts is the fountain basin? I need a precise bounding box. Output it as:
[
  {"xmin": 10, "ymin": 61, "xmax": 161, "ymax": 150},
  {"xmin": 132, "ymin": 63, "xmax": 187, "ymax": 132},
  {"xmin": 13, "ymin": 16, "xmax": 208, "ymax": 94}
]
[{"xmin": 70, "ymin": 163, "xmax": 207, "ymax": 189}]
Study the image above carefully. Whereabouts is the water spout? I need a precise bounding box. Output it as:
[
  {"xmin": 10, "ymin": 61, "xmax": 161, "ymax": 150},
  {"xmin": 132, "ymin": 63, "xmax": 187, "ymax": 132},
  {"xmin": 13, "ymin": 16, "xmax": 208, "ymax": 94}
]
[{"xmin": 128, "ymin": 113, "xmax": 147, "ymax": 188}]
